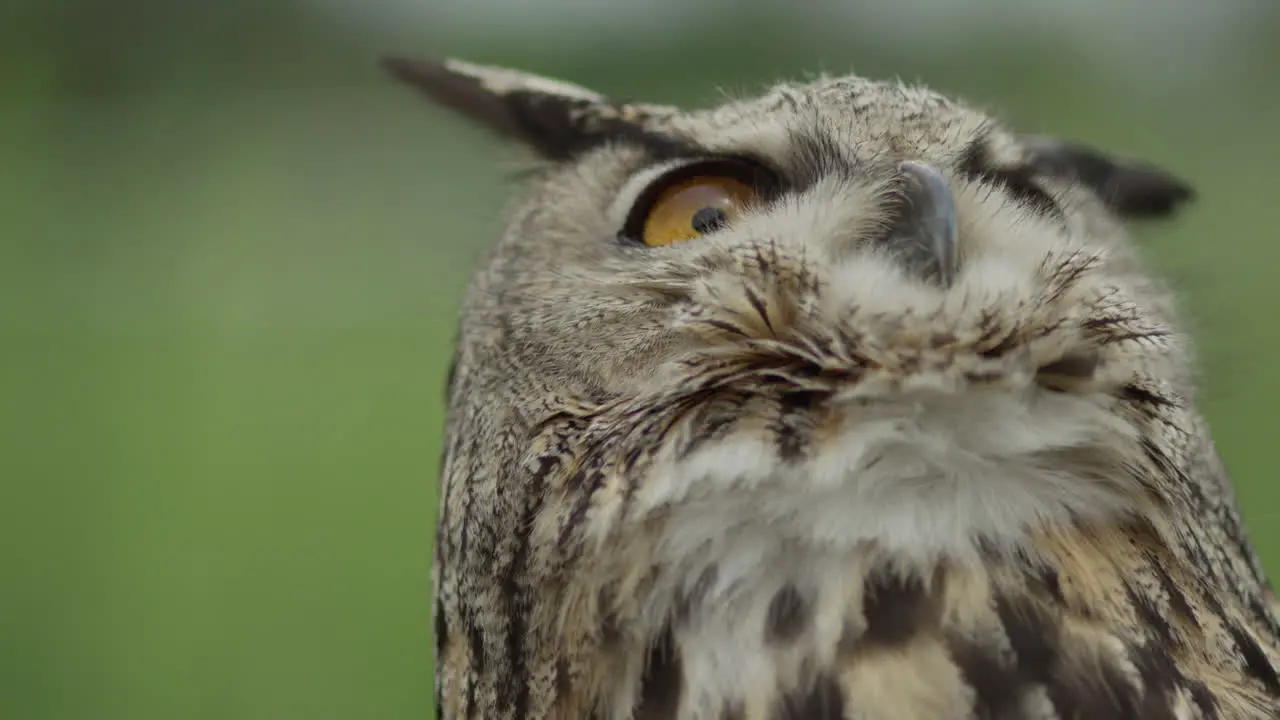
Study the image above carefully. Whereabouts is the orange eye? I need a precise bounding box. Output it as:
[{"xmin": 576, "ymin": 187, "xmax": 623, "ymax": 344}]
[
  {"xmin": 641, "ymin": 175, "xmax": 757, "ymax": 246},
  {"xmin": 627, "ymin": 161, "xmax": 768, "ymax": 244},
  {"xmin": 621, "ymin": 159, "xmax": 778, "ymax": 248}
]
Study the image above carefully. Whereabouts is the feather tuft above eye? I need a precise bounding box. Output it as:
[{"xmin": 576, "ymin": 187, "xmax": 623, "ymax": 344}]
[
  {"xmin": 1021, "ymin": 135, "xmax": 1197, "ymax": 220},
  {"xmin": 381, "ymin": 55, "xmax": 679, "ymax": 161}
]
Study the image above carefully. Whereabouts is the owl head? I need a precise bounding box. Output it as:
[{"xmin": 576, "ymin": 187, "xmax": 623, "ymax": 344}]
[
  {"xmin": 391, "ymin": 55, "xmax": 1201, "ymax": 565},
  {"xmin": 389, "ymin": 58, "xmax": 1280, "ymax": 720}
]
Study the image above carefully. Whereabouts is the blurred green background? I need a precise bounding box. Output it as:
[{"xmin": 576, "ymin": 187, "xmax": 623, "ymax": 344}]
[{"xmin": 2, "ymin": 1, "xmax": 1279, "ymax": 717}]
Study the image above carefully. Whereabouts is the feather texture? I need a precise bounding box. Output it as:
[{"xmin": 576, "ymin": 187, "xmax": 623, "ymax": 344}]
[{"xmin": 386, "ymin": 57, "xmax": 1279, "ymax": 718}]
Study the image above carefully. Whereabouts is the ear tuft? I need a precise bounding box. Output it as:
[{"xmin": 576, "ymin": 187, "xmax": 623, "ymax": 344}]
[
  {"xmin": 381, "ymin": 55, "xmax": 639, "ymax": 160},
  {"xmin": 1022, "ymin": 137, "xmax": 1196, "ymax": 220}
]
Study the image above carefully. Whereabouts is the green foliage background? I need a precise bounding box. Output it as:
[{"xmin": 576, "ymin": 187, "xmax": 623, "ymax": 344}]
[{"xmin": 2, "ymin": 3, "xmax": 1279, "ymax": 718}]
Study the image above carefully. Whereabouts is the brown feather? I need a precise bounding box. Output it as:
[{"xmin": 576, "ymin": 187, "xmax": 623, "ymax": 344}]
[{"xmin": 394, "ymin": 57, "xmax": 1278, "ymax": 719}]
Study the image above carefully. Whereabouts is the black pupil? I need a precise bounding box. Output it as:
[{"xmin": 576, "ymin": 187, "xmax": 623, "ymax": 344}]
[{"xmin": 691, "ymin": 206, "xmax": 728, "ymax": 234}]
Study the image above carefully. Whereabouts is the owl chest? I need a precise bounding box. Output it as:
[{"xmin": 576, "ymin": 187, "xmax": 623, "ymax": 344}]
[
  {"xmin": 581, "ymin": 535, "xmax": 1275, "ymax": 720},
  {"xmin": 594, "ymin": 546, "xmax": 971, "ymax": 719}
]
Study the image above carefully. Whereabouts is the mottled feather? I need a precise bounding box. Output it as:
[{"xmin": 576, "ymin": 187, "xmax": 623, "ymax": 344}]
[{"xmin": 384, "ymin": 56, "xmax": 1280, "ymax": 719}]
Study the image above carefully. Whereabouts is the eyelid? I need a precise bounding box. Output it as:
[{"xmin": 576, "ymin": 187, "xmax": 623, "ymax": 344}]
[
  {"xmin": 614, "ymin": 156, "xmax": 784, "ymax": 244},
  {"xmin": 609, "ymin": 157, "xmax": 698, "ymax": 228}
]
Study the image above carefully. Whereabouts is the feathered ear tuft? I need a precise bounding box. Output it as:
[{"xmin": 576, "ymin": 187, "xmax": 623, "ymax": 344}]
[
  {"xmin": 381, "ymin": 55, "xmax": 654, "ymax": 161},
  {"xmin": 1021, "ymin": 136, "xmax": 1197, "ymax": 220}
]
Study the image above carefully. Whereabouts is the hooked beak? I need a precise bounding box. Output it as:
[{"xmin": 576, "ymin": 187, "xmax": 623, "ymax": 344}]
[{"xmin": 895, "ymin": 161, "xmax": 959, "ymax": 288}]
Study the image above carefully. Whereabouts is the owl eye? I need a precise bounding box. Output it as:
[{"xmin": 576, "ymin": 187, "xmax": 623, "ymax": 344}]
[{"xmin": 623, "ymin": 160, "xmax": 776, "ymax": 247}]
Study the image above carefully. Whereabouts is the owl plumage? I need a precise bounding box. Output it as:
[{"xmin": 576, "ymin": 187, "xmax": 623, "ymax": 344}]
[{"xmin": 384, "ymin": 55, "xmax": 1280, "ymax": 719}]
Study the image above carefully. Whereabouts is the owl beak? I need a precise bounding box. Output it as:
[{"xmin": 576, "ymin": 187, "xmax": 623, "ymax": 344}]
[{"xmin": 897, "ymin": 161, "xmax": 958, "ymax": 288}]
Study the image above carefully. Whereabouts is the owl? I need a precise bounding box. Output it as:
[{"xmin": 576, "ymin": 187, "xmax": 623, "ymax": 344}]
[{"xmin": 383, "ymin": 55, "xmax": 1280, "ymax": 719}]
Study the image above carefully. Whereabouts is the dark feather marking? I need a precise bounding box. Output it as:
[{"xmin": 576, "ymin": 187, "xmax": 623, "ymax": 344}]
[
  {"xmin": 464, "ymin": 620, "xmax": 483, "ymax": 713},
  {"xmin": 434, "ymin": 606, "xmax": 449, "ymax": 711},
  {"xmin": 1040, "ymin": 249, "xmax": 1099, "ymax": 303},
  {"xmin": 554, "ymin": 655, "xmax": 572, "ymax": 703},
  {"xmin": 1187, "ymin": 680, "xmax": 1222, "ymax": 719},
  {"xmin": 616, "ymin": 394, "xmax": 706, "ymax": 521},
  {"xmin": 1038, "ymin": 567, "xmax": 1066, "ymax": 604},
  {"xmin": 621, "ymin": 446, "xmax": 644, "ymax": 475},
  {"xmin": 1094, "ymin": 328, "xmax": 1174, "ymax": 346},
  {"xmin": 976, "ymin": 535, "xmax": 1006, "ymax": 562},
  {"xmin": 1130, "ymin": 643, "xmax": 1191, "ymax": 720},
  {"xmin": 972, "ymin": 309, "xmax": 1002, "ymax": 345},
  {"xmin": 677, "ymin": 393, "xmax": 749, "ymax": 460},
  {"xmin": 774, "ymin": 391, "xmax": 822, "ymax": 462},
  {"xmin": 988, "ymin": 166, "xmax": 1062, "ymax": 219},
  {"xmin": 674, "ymin": 565, "xmax": 719, "ymax": 626},
  {"xmin": 996, "ymin": 593, "xmax": 1143, "ymax": 720},
  {"xmin": 1227, "ymin": 623, "xmax": 1280, "ymax": 694},
  {"xmin": 1196, "ymin": 569, "xmax": 1228, "ymax": 615},
  {"xmin": 1047, "ymin": 653, "xmax": 1142, "ymax": 720},
  {"xmin": 1121, "ymin": 384, "xmax": 1177, "ymax": 409},
  {"xmin": 994, "ymin": 595, "xmax": 1057, "ymax": 683},
  {"xmin": 957, "ymin": 133, "xmax": 1062, "ymax": 219},
  {"xmin": 450, "ymin": 422, "xmax": 485, "ymax": 570},
  {"xmin": 634, "ymin": 625, "xmax": 683, "ymax": 719},
  {"xmin": 981, "ymin": 332, "xmax": 1020, "ymax": 358},
  {"xmin": 1249, "ymin": 595, "xmax": 1280, "ymax": 638},
  {"xmin": 947, "ymin": 636, "xmax": 1028, "ymax": 719},
  {"xmin": 501, "ymin": 453, "xmax": 558, "ymax": 717},
  {"xmin": 1035, "ymin": 352, "xmax": 1099, "ymax": 390},
  {"xmin": 786, "ymin": 129, "xmax": 860, "ymax": 191},
  {"xmin": 557, "ymin": 458, "xmax": 606, "ymax": 549},
  {"xmin": 1127, "ymin": 583, "xmax": 1179, "ymax": 648},
  {"xmin": 858, "ymin": 567, "xmax": 936, "ymax": 649},
  {"xmin": 955, "ymin": 127, "xmax": 992, "ymax": 179},
  {"xmin": 1138, "ymin": 438, "xmax": 1205, "ymax": 524},
  {"xmin": 743, "ymin": 286, "xmax": 774, "ymax": 335},
  {"xmin": 772, "ymin": 673, "xmax": 845, "ymax": 719},
  {"xmin": 701, "ymin": 318, "xmax": 751, "ymax": 337},
  {"xmin": 1145, "ymin": 552, "xmax": 1200, "ymax": 630},
  {"xmin": 765, "ymin": 584, "xmax": 811, "ymax": 645},
  {"xmin": 1022, "ymin": 136, "xmax": 1196, "ymax": 219}
]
